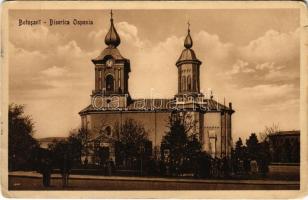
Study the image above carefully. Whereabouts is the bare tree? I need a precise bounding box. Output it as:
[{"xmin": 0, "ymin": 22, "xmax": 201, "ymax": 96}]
[{"xmin": 259, "ymin": 123, "xmax": 280, "ymax": 142}]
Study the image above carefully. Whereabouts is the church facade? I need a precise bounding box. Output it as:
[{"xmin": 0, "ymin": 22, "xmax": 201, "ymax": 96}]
[{"xmin": 79, "ymin": 13, "xmax": 234, "ymax": 164}]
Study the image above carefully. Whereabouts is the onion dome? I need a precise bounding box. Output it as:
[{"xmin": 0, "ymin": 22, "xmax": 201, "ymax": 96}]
[
  {"xmin": 105, "ymin": 10, "xmax": 121, "ymax": 48},
  {"xmin": 184, "ymin": 28, "xmax": 193, "ymax": 49},
  {"xmin": 176, "ymin": 24, "xmax": 201, "ymax": 65},
  {"xmin": 92, "ymin": 10, "xmax": 130, "ymax": 65}
]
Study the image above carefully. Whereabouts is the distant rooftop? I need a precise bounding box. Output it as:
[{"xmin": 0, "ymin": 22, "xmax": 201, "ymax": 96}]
[
  {"xmin": 37, "ymin": 137, "xmax": 67, "ymax": 149},
  {"xmin": 269, "ymin": 130, "xmax": 300, "ymax": 136},
  {"xmin": 37, "ymin": 137, "xmax": 66, "ymax": 143}
]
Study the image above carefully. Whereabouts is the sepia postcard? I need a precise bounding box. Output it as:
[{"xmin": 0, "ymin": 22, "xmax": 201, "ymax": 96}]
[{"xmin": 1, "ymin": 1, "xmax": 308, "ymax": 199}]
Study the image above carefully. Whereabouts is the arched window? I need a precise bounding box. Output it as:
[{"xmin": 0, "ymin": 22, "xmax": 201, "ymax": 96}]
[
  {"xmin": 182, "ymin": 76, "xmax": 186, "ymax": 91},
  {"xmin": 187, "ymin": 75, "xmax": 191, "ymax": 91},
  {"xmin": 105, "ymin": 126, "xmax": 112, "ymax": 136},
  {"xmin": 100, "ymin": 126, "xmax": 112, "ymax": 137},
  {"xmin": 106, "ymin": 74, "xmax": 114, "ymax": 92}
]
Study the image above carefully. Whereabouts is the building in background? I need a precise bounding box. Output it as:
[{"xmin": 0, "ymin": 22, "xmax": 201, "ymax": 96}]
[
  {"xmin": 37, "ymin": 137, "xmax": 66, "ymax": 149},
  {"xmin": 79, "ymin": 12, "xmax": 234, "ymax": 164},
  {"xmin": 268, "ymin": 130, "xmax": 300, "ymax": 163}
]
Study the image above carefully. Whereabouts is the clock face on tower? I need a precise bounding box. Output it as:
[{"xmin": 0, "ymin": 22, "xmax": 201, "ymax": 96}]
[{"xmin": 106, "ymin": 59, "xmax": 114, "ymax": 68}]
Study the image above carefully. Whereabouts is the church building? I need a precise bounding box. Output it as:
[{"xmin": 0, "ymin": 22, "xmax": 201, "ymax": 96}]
[{"xmin": 79, "ymin": 12, "xmax": 234, "ymax": 164}]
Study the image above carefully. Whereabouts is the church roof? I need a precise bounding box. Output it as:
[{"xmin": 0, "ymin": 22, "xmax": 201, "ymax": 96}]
[
  {"xmin": 92, "ymin": 47, "xmax": 127, "ymax": 62},
  {"xmin": 128, "ymin": 99, "xmax": 174, "ymax": 110},
  {"xmin": 207, "ymin": 98, "xmax": 233, "ymax": 111},
  {"xmin": 79, "ymin": 98, "xmax": 233, "ymax": 115},
  {"xmin": 176, "ymin": 24, "xmax": 201, "ymax": 65}
]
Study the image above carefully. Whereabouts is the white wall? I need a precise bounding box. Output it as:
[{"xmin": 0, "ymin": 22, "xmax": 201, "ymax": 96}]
[{"xmin": 203, "ymin": 112, "xmax": 222, "ymax": 157}]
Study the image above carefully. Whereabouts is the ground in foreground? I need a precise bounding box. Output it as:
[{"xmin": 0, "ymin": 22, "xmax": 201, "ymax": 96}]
[{"xmin": 9, "ymin": 176, "xmax": 299, "ymax": 190}]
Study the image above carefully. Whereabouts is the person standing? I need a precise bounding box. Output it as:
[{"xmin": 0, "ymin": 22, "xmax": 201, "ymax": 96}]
[
  {"xmin": 60, "ymin": 153, "xmax": 71, "ymax": 188},
  {"xmin": 44, "ymin": 157, "xmax": 53, "ymax": 187},
  {"xmin": 37, "ymin": 149, "xmax": 53, "ymax": 187}
]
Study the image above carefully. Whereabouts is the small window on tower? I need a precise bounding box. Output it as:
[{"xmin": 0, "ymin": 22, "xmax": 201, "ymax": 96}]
[
  {"xmin": 99, "ymin": 71, "xmax": 102, "ymax": 90},
  {"xmin": 105, "ymin": 126, "xmax": 112, "ymax": 136},
  {"xmin": 118, "ymin": 70, "xmax": 121, "ymax": 89},
  {"xmin": 182, "ymin": 76, "xmax": 186, "ymax": 91},
  {"xmin": 106, "ymin": 74, "xmax": 114, "ymax": 92},
  {"xmin": 187, "ymin": 75, "xmax": 191, "ymax": 90}
]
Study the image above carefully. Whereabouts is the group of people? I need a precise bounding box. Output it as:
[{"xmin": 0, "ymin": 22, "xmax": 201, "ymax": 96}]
[
  {"xmin": 36, "ymin": 149, "xmax": 71, "ymax": 188},
  {"xmin": 209, "ymin": 157, "xmax": 230, "ymax": 178},
  {"xmin": 232, "ymin": 158, "xmax": 269, "ymax": 177}
]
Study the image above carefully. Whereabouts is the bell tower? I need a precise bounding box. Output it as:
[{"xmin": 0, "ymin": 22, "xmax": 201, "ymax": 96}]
[
  {"xmin": 176, "ymin": 23, "xmax": 202, "ymax": 98},
  {"xmin": 91, "ymin": 10, "xmax": 131, "ymax": 108}
]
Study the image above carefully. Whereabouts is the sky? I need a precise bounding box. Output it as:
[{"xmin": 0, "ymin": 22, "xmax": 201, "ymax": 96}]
[{"xmin": 9, "ymin": 9, "xmax": 300, "ymax": 142}]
